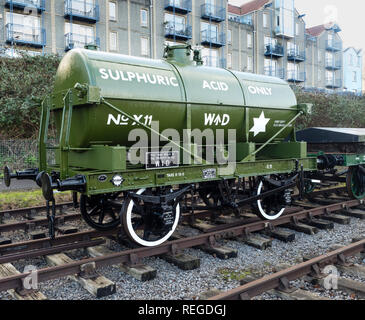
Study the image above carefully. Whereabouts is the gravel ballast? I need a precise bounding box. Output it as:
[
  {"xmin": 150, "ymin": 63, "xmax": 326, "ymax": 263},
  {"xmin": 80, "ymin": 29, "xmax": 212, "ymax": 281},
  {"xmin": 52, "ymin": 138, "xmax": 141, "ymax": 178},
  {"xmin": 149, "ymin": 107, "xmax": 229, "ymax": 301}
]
[{"xmin": 0, "ymin": 214, "xmax": 365, "ymax": 300}]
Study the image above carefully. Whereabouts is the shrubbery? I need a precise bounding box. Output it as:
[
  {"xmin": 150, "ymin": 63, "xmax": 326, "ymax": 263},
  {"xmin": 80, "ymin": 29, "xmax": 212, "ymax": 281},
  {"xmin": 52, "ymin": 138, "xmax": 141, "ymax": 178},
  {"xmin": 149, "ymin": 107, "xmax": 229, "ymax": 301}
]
[
  {"xmin": 0, "ymin": 54, "xmax": 364, "ymax": 139},
  {"xmin": 0, "ymin": 53, "xmax": 60, "ymax": 139},
  {"xmin": 294, "ymin": 87, "xmax": 365, "ymax": 130}
]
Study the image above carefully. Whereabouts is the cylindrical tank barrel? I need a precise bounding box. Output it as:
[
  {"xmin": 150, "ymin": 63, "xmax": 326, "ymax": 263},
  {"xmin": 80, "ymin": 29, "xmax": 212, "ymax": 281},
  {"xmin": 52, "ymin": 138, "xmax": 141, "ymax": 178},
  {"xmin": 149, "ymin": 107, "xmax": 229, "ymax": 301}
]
[{"xmin": 52, "ymin": 46, "xmax": 299, "ymax": 148}]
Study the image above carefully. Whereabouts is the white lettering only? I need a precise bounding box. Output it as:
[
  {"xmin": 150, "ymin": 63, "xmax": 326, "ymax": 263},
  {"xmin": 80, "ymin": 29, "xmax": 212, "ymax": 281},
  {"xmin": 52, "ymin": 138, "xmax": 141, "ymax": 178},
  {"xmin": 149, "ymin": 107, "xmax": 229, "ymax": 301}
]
[{"xmin": 247, "ymin": 85, "xmax": 273, "ymax": 96}]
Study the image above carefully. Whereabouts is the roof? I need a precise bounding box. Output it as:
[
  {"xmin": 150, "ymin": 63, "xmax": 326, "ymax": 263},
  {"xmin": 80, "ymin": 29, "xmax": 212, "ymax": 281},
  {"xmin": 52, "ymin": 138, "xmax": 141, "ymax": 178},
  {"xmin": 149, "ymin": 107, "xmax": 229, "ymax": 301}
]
[
  {"xmin": 306, "ymin": 23, "xmax": 342, "ymax": 37},
  {"xmin": 228, "ymin": 0, "xmax": 270, "ymax": 16},
  {"xmin": 306, "ymin": 25, "xmax": 326, "ymax": 37},
  {"xmin": 228, "ymin": 4, "xmax": 241, "ymax": 15},
  {"xmin": 296, "ymin": 128, "xmax": 365, "ymax": 143},
  {"xmin": 344, "ymin": 47, "xmax": 363, "ymax": 55},
  {"xmin": 240, "ymin": 0, "xmax": 270, "ymax": 15}
]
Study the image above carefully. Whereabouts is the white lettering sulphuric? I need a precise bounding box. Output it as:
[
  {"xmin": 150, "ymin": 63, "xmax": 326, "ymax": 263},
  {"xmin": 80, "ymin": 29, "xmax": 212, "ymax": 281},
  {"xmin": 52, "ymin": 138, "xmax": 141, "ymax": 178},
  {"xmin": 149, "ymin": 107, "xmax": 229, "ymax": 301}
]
[{"xmin": 99, "ymin": 68, "xmax": 179, "ymax": 87}]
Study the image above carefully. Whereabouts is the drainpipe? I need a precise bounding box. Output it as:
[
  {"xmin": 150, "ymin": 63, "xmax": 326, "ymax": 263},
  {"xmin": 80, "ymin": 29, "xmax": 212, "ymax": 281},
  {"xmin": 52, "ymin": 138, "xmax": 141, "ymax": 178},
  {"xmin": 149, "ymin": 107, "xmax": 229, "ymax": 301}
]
[{"xmin": 149, "ymin": 0, "xmax": 153, "ymax": 58}]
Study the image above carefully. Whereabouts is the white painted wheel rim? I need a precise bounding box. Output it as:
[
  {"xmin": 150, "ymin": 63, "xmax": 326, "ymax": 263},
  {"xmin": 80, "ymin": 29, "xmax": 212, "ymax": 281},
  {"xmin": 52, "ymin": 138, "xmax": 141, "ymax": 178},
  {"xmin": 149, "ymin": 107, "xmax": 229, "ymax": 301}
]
[
  {"xmin": 257, "ymin": 181, "xmax": 285, "ymax": 221},
  {"xmin": 125, "ymin": 189, "xmax": 180, "ymax": 247}
]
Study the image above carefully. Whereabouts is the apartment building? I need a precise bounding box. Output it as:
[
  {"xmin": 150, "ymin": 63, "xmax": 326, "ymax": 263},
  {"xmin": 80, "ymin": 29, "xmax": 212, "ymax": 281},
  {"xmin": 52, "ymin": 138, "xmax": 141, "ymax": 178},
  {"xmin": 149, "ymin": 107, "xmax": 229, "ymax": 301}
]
[
  {"xmin": 0, "ymin": 0, "xmax": 229, "ymax": 68},
  {"xmin": 228, "ymin": 0, "xmax": 307, "ymax": 87},
  {"xmin": 305, "ymin": 23, "xmax": 343, "ymax": 91},
  {"xmin": 343, "ymin": 47, "xmax": 362, "ymax": 94},
  {"xmin": 0, "ymin": 0, "xmax": 349, "ymax": 92}
]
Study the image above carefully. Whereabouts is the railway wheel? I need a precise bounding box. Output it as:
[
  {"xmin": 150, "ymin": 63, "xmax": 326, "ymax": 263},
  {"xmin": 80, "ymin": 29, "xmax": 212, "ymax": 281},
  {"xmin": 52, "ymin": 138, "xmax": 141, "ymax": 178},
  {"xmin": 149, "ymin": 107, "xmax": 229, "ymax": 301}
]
[
  {"xmin": 255, "ymin": 177, "xmax": 290, "ymax": 221},
  {"xmin": 346, "ymin": 166, "xmax": 365, "ymax": 200},
  {"xmin": 80, "ymin": 193, "xmax": 121, "ymax": 231},
  {"xmin": 121, "ymin": 188, "xmax": 180, "ymax": 247}
]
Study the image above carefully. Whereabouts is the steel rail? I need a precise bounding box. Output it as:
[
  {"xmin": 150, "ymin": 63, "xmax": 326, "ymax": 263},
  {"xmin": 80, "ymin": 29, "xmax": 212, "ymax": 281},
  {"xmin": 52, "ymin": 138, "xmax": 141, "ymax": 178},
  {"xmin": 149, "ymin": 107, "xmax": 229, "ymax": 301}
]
[
  {"xmin": 0, "ymin": 198, "xmax": 361, "ymax": 293},
  {"xmin": 0, "ymin": 229, "xmax": 117, "ymax": 257},
  {"xmin": 209, "ymin": 239, "xmax": 365, "ymax": 300},
  {"xmin": 0, "ymin": 213, "xmax": 81, "ymax": 233},
  {"xmin": 0, "ymin": 201, "xmax": 73, "ymax": 219}
]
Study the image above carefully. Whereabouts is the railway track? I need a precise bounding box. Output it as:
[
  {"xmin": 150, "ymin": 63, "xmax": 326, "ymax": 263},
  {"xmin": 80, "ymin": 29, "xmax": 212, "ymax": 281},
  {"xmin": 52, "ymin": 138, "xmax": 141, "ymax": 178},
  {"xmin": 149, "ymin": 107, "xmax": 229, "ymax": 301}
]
[
  {"xmin": 0, "ymin": 185, "xmax": 362, "ymax": 300},
  {"xmin": 209, "ymin": 238, "xmax": 365, "ymax": 300}
]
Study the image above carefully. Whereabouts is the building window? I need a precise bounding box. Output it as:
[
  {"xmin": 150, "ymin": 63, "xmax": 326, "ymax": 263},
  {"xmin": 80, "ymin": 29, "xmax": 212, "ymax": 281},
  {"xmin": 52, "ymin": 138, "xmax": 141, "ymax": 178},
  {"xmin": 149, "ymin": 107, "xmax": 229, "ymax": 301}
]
[
  {"xmin": 65, "ymin": 22, "xmax": 94, "ymax": 48},
  {"xmin": 110, "ymin": 31, "xmax": 117, "ymax": 51},
  {"xmin": 6, "ymin": 12, "xmax": 41, "ymax": 43},
  {"xmin": 141, "ymin": 37, "xmax": 149, "ymax": 56},
  {"xmin": 247, "ymin": 33, "xmax": 252, "ymax": 48},
  {"xmin": 141, "ymin": 9, "xmax": 148, "ymax": 27},
  {"xmin": 247, "ymin": 56, "xmax": 253, "ymax": 72},
  {"xmin": 296, "ymin": 23, "xmax": 299, "ymax": 36},
  {"xmin": 318, "ymin": 51, "xmax": 322, "ymax": 63},
  {"xmin": 263, "ymin": 13, "xmax": 269, "ymax": 28},
  {"xmin": 227, "ymin": 29, "xmax": 232, "ymax": 44},
  {"xmin": 318, "ymin": 70, "xmax": 321, "ymax": 82},
  {"xmin": 202, "ymin": 48, "xmax": 218, "ymax": 67},
  {"xmin": 109, "ymin": 2, "xmax": 116, "ymax": 21},
  {"xmin": 227, "ymin": 53, "xmax": 232, "ymax": 69},
  {"xmin": 353, "ymin": 71, "xmax": 357, "ymax": 82}
]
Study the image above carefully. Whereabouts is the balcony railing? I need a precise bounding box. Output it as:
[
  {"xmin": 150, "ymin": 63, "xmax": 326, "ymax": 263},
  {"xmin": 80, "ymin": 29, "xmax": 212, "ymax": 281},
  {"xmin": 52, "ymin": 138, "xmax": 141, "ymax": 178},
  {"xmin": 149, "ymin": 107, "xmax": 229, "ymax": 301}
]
[
  {"xmin": 64, "ymin": 0, "xmax": 99, "ymax": 23},
  {"xmin": 305, "ymin": 34, "xmax": 317, "ymax": 42},
  {"xmin": 326, "ymin": 78, "xmax": 342, "ymax": 88},
  {"xmin": 164, "ymin": 0, "xmax": 192, "ymax": 14},
  {"xmin": 326, "ymin": 40, "xmax": 342, "ymax": 52},
  {"xmin": 201, "ymin": 30, "xmax": 226, "ymax": 47},
  {"xmin": 5, "ymin": 0, "xmax": 45, "ymax": 11},
  {"xmin": 201, "ymin": 4, "xmax": 226, "ymax": 22},
  {"xmin": 164, "ymin": 22, "xmax": 192, "ymax": 41},
  {"xmin": 203, "ymin": 57, "xmax": 226, "ymax": 68},
  {"xmin": 241, "ymin": 14, "xmax": 253, "ymax": 26},
  {"xmin": 264, "ymin": 67, "xmax": 284, "ymax": 79},
  {"xmin": 65, "ymin": 32, "xmax": 100, "ymax": 51},
  {"xmin": 287, "ymin": 71, "xmax": 306, "ymax": 82},
  {"xmin": 264, "ymin": 44, "xmax": 284, "ymax": 57},
  {"xmin": 325, "ymin": 59, "xmax": 342, "ymax": 70},
  {"xmin": 6, "ymin": 23, "xmax": 46, "ymax": 47},
  {"xmin": 287, "ymin": 49, "xmax": 306, "ymax": 62}
]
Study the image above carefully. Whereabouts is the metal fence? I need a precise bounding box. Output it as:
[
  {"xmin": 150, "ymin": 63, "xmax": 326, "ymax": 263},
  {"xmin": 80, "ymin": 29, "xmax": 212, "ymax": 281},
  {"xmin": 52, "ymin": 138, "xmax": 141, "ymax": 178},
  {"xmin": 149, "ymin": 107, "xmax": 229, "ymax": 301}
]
[{"xmin": 0, "ymin": 140, "xmax": 38, "ymax": 171}]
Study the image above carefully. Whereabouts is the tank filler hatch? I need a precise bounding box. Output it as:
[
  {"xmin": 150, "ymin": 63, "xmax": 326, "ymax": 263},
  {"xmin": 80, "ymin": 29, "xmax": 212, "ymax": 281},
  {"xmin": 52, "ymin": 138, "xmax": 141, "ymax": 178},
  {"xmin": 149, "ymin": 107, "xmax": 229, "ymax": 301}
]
[{"xmin": 164, "ymin": 44, "xmax": 202, "ymax": 66}]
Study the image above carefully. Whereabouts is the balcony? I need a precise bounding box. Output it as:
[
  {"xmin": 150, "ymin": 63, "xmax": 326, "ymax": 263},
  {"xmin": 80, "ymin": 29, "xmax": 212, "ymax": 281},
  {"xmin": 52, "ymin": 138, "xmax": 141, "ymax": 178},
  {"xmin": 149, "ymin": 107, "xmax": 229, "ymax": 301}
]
[
  {"xmin": 326, "ymin": 78, "xmax": 342, "ymax": 88},
  {"xmin": 326, "ymin": 40, "xmax": 342, "ymax": 52},
  {"xmin": 6, "ymin": 23, "xmax": 46, "ymax": 48},
  {"xmin": 5, "ymin": 0, "xmax": 45, "ymax": 12},
  {"xmin": 164, "ymin": 22, "xmax": 192, "ymax": 41},
  {"xmin": 305, "ymin": 34, "xmax": 317, "ymax": 42},
  {"xmin": 201, "ymin": 31, "xmax": 225, "ymax": 48},
  {"xmin": 65, "ymin": 32, "xmax": 100, "ymax": 51},
  {"xmin": 201, "ymin": 4, "xmax": 226, "ymax": 22},
  {"xmin": 64, "ymin": 0, "xmax": 99, "ymax": 23},
  {"xmin": 264, "ymin": 67, "xmax": 284, "ymax": 79},
  {"xmin": 287, "ymin": 49, "xmax": 305, "ymax": 62},
  {"xmin": 203, "ymin": 57, "xmax": 226, "ymax": 68},
  {"xmin": 164, "ymin": 0, "xmax": 191, "ymax": 14},
  {"xmin": 325, "ymin": 59, "xmax": 342, "ymax": 70},
  {"xmin": 241, "ymin": 14, "xmax": 253, "ymax": 26},
  {"xmin": 264, "ymin": 44, "xmax": 284, "ymax": 58},
  {"xmin": 287, "ymin": 71, "xmax": 306, "ymax": 83}
]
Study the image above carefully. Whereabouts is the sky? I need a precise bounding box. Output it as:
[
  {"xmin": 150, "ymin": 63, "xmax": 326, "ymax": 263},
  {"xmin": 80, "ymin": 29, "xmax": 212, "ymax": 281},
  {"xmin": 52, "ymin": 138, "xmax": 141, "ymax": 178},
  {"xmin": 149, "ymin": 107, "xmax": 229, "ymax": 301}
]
[{"xmin": 228, "ymin": 0, "xmax": 365, "ymax": 51}]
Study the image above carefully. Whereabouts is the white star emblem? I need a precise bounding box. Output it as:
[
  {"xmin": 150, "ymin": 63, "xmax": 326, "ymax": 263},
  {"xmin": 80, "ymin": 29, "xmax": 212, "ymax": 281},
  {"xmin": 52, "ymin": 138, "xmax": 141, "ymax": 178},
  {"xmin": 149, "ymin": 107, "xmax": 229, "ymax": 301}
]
[{"xmin": 249, "ymin": 111, "xmax": 270, "ymax": 137}]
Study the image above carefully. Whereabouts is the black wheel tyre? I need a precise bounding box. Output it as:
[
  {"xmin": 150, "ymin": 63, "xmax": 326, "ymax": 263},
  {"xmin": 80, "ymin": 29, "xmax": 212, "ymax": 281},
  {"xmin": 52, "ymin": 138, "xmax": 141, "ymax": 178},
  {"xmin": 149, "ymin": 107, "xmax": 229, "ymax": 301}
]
[
  {"xmin": 347, "ymin": 166, "xmax": 365, "ymax": 200},
  {"xmin": 80, "ymin": 194, "xmax": 121, "ymax": 231}
]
